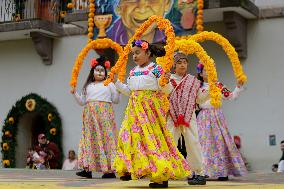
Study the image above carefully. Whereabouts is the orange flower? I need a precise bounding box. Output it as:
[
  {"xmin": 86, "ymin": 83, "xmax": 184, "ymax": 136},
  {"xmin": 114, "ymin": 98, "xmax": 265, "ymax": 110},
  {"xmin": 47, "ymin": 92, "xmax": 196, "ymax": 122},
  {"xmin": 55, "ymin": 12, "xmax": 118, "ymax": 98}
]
[
  {"xmin": 196, "ymin": 0, "xmax": 204, "ymax": 33},
  {"xmin": 67, "ymin": 3, "xmax": 74, "ymax": 9},
  {"xmin": 87, "ymin": 0, "xmax": 96, "ymax": 42}
]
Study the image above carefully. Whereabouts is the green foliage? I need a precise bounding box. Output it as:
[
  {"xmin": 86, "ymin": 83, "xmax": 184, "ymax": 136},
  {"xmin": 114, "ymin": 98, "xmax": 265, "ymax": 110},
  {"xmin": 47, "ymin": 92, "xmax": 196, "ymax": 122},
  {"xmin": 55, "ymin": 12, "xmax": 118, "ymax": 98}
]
[{"xmin": 1, "ymin": 93, "xmax": 62, "ymax": 168}]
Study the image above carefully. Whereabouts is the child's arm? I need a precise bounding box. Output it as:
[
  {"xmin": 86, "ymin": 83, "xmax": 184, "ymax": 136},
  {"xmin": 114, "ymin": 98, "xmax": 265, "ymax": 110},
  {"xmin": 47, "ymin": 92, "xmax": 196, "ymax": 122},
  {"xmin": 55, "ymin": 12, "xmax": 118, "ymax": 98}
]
[
  {"xmin": 115, "ymin": 80, "xmax": 131, "ymax": 96},
  {"xmin": 109, "ymin": 82, "xmax": 121, "ymax": 104},
  {"xmin": 152, "ymin": 65, "xmax": 173, "ymax": 95},
  {"xmin": 217, "ymin": 82, "xmax": 244, "ymax": 101},
  {"xmin": 72, "ymin": 90, "xmax": 87, "ymax": 106}
]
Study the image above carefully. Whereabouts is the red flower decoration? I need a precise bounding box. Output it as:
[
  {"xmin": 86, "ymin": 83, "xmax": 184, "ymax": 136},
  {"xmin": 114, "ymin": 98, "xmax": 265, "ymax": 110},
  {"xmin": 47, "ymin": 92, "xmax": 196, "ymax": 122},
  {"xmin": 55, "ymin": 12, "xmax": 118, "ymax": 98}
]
[
  {"xmin": 224, "ymin": 91, "xmax": 230, "ymax": 97},
  {"xmin": 90, "ymin": 59, "xmax": 98, "ymax": 68},
  {"xmin": 104, "ymin": 61, "xmax": 111, "ymax": 69},
  {"xmin": 141, "ymin": 42, "xmax": 148, "ymax": 50}
]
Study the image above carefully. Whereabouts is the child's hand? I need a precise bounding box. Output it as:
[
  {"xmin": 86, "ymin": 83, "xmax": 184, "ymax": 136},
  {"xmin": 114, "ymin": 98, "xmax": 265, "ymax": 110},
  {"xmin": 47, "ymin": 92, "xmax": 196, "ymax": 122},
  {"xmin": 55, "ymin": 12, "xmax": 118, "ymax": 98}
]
[
  {"xmin": 237, "ymin": 80, "xmax": 244, "ymax": 88},
  {"xmin": 70, "ymin": 88, "xmax": 75, "ymax": 94},
  {"xmin": 164, "ymin": 72, "xmax": 171, "ymax": 80}
]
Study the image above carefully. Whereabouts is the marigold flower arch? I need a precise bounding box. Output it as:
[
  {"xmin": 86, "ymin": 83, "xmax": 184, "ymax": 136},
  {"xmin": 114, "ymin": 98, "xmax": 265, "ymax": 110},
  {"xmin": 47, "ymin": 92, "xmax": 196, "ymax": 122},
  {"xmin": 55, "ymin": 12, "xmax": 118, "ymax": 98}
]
[
  {"xmin": 70, "ymin": 38, "xmax": 123, "ymax": 88},
  {"xmin": 104, "ymin": 15, "xmax": 175, "ymax": 86},
  {"xmin": 173, "ymin": 39, "xmax": 222, "ymax": 107},
  {"xmin": 176, "ymin": 31, "xmax": 247, "ymax": 84}
]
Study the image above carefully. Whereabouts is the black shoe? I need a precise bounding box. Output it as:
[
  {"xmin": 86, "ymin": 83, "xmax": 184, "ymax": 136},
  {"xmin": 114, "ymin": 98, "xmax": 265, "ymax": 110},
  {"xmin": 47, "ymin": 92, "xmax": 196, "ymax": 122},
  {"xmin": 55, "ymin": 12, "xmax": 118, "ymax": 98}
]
[
  {"xmin": 102, "ymin": 172, "xmax": 116, "ymax": 179},
  {"xmin": 120, "ymin": 173, "xmax": 132, "ymax": 181},
  {"xmin": 218, "ymin": 176, "xmax": 229, "ymax": 181},
  {"xmin": 149, "ymin": 181, "xmax": 168, "ymax": 188},
  {"xmin": 76, "ymin": 170, "xmax": 92, "ymax": 178},
  {"xmin": 188, "ymin": 175, "xmax": 206, "ymax": 185},
  {"xmin": 187, "ymin": 175, "xmax": 195, "ymax": 181}
]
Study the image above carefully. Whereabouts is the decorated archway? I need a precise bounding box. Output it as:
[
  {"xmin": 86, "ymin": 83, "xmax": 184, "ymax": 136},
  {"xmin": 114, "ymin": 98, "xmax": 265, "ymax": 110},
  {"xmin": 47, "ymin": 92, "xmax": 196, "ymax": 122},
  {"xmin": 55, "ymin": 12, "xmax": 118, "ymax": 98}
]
[{"xmin": 1, "ymin": 93, "xmax": 62, "ymax": 168}]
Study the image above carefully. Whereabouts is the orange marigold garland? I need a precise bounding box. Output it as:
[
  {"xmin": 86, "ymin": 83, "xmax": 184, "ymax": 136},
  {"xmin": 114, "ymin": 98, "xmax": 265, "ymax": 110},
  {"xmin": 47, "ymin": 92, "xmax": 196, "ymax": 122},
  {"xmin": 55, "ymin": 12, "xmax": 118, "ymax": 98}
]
[
  {"xmin": 70, "ymin": 38, "xmax": 123, "ymax": 89},
  {"xmin": 105, "ymin": 15, "xmax": 175, "ymax": 86},
  {"xmin": 189, "ymin": 31, "xmax": 247, "ymax": 84},
  {"xmin": 175, "ymin": 39, "xmax": 222, "ymax": 107},
  {"xmin": 88, "ymin": 0, "xmax": 95, "ymax": 43},
  {"xmin": 196, "ymin": 0, "xmax": 204, "ymax": 33}
]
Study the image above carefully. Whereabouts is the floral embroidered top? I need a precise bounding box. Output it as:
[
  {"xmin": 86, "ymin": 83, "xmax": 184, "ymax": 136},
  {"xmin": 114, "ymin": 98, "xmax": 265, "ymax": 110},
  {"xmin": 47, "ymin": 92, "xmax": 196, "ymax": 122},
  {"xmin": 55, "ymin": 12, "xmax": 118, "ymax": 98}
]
[
  {"xmin": 115, "ymin": 62, "xmax": 172, "ymax": 96},
  {"xmin": 197, "ymin": 82, "xmax": 244, "ymax": 109},
  {"xmin": 73, "ymin": 82, "xmax": 120, "ymax": 106}
]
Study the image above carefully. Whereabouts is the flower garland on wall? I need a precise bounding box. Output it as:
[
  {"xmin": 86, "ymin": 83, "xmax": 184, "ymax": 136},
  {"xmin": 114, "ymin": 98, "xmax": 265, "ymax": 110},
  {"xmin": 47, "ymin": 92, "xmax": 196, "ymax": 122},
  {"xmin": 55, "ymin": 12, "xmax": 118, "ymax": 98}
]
[
  {"xmin": 1, "ymin": 93, "xmax": 63, "ymax": 168},
  {"xmin": 175, "ymin": 39, "xmax": 222, "ymax": 107},
  {"xmin": 88, "ymin": 0, "xmax": 96, "ymax": 43},
  {"xmin": 196, "ymin": 0, "xmax": 204, "ymax": 33},
  {"xmin": 104, "ymin": 15, "xmax": 175, "ymax": 87},
  {"xmin": 70, "ymin": 38, "xmax": 124, "ymax": 89}
]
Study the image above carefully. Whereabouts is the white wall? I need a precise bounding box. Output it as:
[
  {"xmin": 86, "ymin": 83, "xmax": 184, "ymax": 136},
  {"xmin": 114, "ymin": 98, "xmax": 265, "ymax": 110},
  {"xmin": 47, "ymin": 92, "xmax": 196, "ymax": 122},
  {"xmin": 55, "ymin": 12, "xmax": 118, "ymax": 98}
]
[
  {"xmin": 254, "ymin": 0, "xmax": 284, "ymax": 8},
  {"xmin": 1, "ymin": 17, "xmax": 284, "ymax": 171}
]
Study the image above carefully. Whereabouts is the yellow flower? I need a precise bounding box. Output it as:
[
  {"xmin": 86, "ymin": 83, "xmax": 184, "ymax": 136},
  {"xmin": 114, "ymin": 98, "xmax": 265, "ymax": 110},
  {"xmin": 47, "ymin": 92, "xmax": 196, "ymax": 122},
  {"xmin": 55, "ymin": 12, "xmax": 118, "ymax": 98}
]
[
  {"xmin": 60, "ymin": 11, "xmax": 67, "ymax": 18},
  {"xmin": 50, "ymin": 128, "xmax": 56, "ymax": 135},
  {"xmin": 8, "ymin": 117, "xmax": 14, "ymax": 125},
  {"xmin": 4, "ymin": 131, "xmax": 12, "ymax": 137},
  {"xmin": 48, "ymin": 113, "xmax": 53, "ymax": 122},
  {"xmin": 67, "ymin": 3, "xmax": 74, "ymax": 9},
  {"xmin": 2, "ymin": 160, "xmax": 10, "ymax": 167},
  {"xmin": 25, "ymin": 99, "xmax": 36, "ymax": 111},
  {"xmin": 2, "ymin": 143, "xmax": 9, "ymax": 151}
]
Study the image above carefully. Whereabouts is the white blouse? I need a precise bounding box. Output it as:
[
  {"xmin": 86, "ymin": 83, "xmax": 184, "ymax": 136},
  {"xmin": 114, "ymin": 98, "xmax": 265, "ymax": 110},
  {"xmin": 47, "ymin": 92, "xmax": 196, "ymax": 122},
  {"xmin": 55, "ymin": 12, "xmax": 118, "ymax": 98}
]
[
  {"xmin": 197, "ymin": 82, "xmax": 243, "ymax": 109},
  {"xmin": 62, "ymin": 159, "xmax": 78, "ymax": 170},
  {"xmin": 115, "ymin": 62, "xmax": 172, "ymax": 96},
  {"xmin": 278, "ymin": 160, "xmax": 284, "ymax": 172},
  {"xmin": 73, "ymin": 82, "xmax": 120, "ymax": 106}
]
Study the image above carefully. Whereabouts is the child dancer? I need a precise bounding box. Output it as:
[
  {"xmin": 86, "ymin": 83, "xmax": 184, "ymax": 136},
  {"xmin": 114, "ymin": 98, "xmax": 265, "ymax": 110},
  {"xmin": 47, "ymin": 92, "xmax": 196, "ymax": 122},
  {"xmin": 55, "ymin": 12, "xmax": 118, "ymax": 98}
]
[
  {"xmin": 167, "ymin": 52, "xmax": 206, "ymax": 185},
  {"xmin": 196, "ymin": 63, "xmax": 247, "ymax": 180},
  {"xmin": 114, "ymin": 40, "xmax": 190, "ymax": 188},
  {"xmin": 71, "ymin": 56, "xmax": 120, "ymax": 179}
]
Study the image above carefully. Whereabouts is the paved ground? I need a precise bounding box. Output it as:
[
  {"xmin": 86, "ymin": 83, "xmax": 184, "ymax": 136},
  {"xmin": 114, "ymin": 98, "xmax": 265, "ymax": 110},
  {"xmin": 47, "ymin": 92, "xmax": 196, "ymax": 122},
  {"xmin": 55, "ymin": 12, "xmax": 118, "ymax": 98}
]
[{"xmin": 0, "ymin": 169, "xmax": 283, "ymax": 189}]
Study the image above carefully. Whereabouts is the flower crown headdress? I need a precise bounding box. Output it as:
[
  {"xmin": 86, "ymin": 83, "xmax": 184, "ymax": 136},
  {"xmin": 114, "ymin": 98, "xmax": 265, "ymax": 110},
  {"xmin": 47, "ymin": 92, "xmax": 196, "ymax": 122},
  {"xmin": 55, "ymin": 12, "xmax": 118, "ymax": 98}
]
[
  {"xmin": 90, "ymin": 58, "xmax": 111, "ymax": 69},
  {"xmin": 132, "ymin": 40, "xmax": 149, "ymax": 50},
  {"xmin": 196, "ymin": 62, "xmax": 204, "ymax": 74}
]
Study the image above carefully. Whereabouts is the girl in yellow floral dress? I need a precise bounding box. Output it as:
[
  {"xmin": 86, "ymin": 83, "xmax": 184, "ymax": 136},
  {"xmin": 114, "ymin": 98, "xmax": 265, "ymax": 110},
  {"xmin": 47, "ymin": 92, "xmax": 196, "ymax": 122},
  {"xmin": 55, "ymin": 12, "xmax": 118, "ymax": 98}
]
[{"xmin": 114, "ymin": 40, "xmax": 190, "ymax": 188}]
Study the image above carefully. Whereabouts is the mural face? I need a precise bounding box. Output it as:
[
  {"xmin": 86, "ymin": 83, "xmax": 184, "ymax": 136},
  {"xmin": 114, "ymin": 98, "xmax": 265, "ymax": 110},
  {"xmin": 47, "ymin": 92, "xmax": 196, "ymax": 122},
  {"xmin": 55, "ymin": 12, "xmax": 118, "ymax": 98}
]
[{"xmin": 94, "ymin": 0, "xmax": 197, "ymax": 45}]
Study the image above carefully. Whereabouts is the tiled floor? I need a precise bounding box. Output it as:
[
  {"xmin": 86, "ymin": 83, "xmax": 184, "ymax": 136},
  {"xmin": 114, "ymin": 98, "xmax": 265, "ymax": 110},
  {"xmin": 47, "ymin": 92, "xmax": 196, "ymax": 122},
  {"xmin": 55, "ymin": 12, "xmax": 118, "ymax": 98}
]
[{"xmin": 0, "ymin": 169, "xmax": 283, "ymax": 189}]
